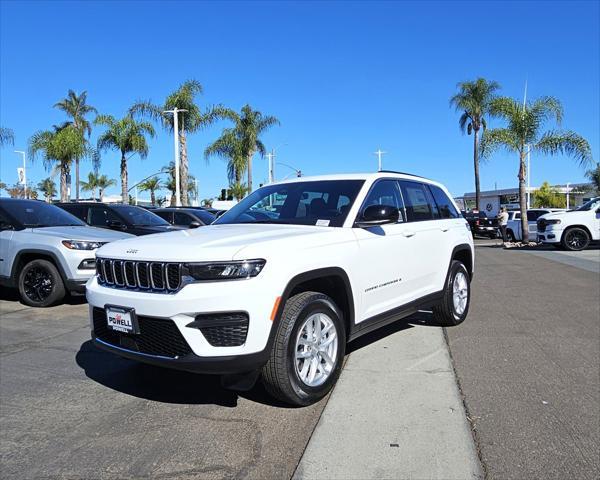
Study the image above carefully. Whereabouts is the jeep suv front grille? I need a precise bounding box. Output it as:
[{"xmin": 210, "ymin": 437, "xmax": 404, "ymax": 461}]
[{"xmin": 96, "ymin": 258, "xmax": 183, "ymax": 293}]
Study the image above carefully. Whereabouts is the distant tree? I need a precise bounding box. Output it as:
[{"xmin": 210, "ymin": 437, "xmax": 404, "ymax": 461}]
[
  {"xmin": 96, "ymin": 174, "xmax": 116, "ymax": 201},
  {"xmin": 130, "ymin": 80, "xmax": 230, "ymax": 205},
  {"xmin": 585, "ymin": 163, "xmax": 600, "ymax": 194},
  {"xmin": 0, "ymin": 127, "xmax": 15, "ymax": 147},
  {"xmin": 95, "ymin": 115, "xmax": 155, "ymax": 203},
  {"xmin": 205, "ymin": 128, "xmax": 246, "ymax": 184},
  {"xmin": 138, "ymin": 176, "xmax": 162, "ymax": 205},
  {"xmin": 162, "ymin": 161, "xmax": 197, "ymax": 206},
  {"xmin": 533, "ymin": 181, "xmax": 566, "ymax": 208},
  {"xmin": 201, "ymin": 198, "xmax": 213, "ymax": 207},
  {"xmin": 54, "ymin": 90, "xmax": 98, "ymax": 200},
  {"xmin": 481, "ymin": 95, "xmax": 592, "ymax": 239},
  {"xmin": 80, "ymin": 171, "xmax": 100, "ymax": 200},
  {"xmin": 6, "ymin": 184, "xmax": 24, "ymax": 198},
  {"xmin": 29, "ymin": 125, "xmax": 93, "ymax": 202},
  {"xmin": 228, "ymin": 182, "xmax": 249, "ymax": 201},
  {"xmin": 450, "ymin": 78, "xmax": 501, "ymax": 210},
  {"xmin": 0, "ymin": 181, "xmax": 7, "ymax": 194},
  {"xmin": 215, "ymin": 105, "xmax": 279, "ymax": 192},
  {"xmin": 37, "ymin": 177, "xmax": 57, "ymax": 202},
  {"xmin": 28, "ymin": 188, "xmax": 39, "ymax": 200}
]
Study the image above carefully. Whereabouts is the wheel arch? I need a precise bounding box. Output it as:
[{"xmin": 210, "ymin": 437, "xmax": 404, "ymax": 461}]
[
  {"xmin": 450, "ymin": 244, "xmax": 473, "ymax": 279},
  {"xmin": 561, "ymin": 224, "xmax": 593, "ymax": 242},
  {"xmin": 11, "ymin": 249, "xmax": 69, "ymax": 286}
]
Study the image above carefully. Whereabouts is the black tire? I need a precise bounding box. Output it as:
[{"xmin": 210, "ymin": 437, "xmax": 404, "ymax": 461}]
[
  {"xmin": 261, "ymin": 291, "xmax": 346, "ymax": 406},
  {"xmin": 17, "ymin": 259, "xmax": 65, "ymax": 307},
  {"xmin": 507, "ymin": 229, "xmax": 516, "ymax": 242},
  {"xmin": 562, "ymin": 227, "xmax": 590, "ymax": 251},
  {"xmin": 432, "ymin": 260, "xmax": 471, "ymax": 327}
]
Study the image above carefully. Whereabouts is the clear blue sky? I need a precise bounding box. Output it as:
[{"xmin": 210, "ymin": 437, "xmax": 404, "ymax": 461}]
[{"xmin": 1, "ymin": 0, "xmax": 598, "ymax": 199}]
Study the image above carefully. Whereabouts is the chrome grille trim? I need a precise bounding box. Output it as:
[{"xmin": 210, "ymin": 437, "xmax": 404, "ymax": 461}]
[{"xmin": 96, "ymin": 258, "xmax": 182, "ymax": 294}]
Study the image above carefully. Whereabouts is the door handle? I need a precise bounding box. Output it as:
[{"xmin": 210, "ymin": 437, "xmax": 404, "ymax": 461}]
[
  {"xmin": 402, "ymin": 230, "xmax": 416, "ymax": 237},
  {"xmin": 441, "ymin": 227, "xmax": 449, "ymax": 232}
]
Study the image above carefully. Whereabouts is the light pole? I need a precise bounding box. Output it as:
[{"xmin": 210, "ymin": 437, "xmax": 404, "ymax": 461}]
[
  {"xmin": 526, "ymin": 144, "xmax": 532, "ymax": 209},
  {"xmin": 163, "ymin": 108, "xmax": 187, "ymax": 206},
  {"xmin": 566, "ymin": 182, "xmax": 570, "ymax": 209},
  {"xmin": 373, "ymin": 149, "xmax": 386, "ymax": 172},
  {"xmin": 14, "ymin": 150, "xmax": 26, "ymax": 198},
  {"xmin": 276, "ymin": 162, "xmax": 302, "ymax": 178},
  {"xmin": 266, "ymin": 152, "xmax": 275, "ymax": 184}
]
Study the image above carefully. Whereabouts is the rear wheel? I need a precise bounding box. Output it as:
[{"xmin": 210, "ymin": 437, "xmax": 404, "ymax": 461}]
[
  {"xmin": 562, "ymin": 228, "xmax": 590, "ymax": 251},
  {"xmin": 432, "ymin": 260, "xmax": 470, "ymax": 327},
  {"xmin": 18, "ymin": 259, "xmax": 65, "ymax": 307},
  {"xmin": 262, "ymin": 291, "xmax": 346, "ymax": 406},
  {"xmin": 507, "ymin": 229, "xmax": 516, "ymax": 242}
]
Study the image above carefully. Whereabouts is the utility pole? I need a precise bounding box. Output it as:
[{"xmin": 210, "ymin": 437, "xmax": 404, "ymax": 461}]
[
  {"xmin": 14, "ymin": 150, "xmax": 26, "ymax": 198},
  {"xmin": 163, "ymin": 107, "xmax": 187, "ymax": 206},
  {"xmin": 266, "ymin": 151, "xmax": 275, "ymax": 184},
  {"xmin": 373, "ymin": 149, "xmax": 386, "ymax": 172},
  {"xmin": 566, "ymin": 182, "xmax": 570, "ymax": 209}
]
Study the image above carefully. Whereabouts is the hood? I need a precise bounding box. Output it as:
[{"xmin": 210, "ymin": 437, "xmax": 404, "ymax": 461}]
[
  {"xmin": 30, "ymin": 226, "xmax": 134, "ymax": 241},
  {"xmin": 96, "ymin": 223, "xmax": 349, "ymax": 262},
  {"xmin": 539, "ymin": 210, "xmax": 589, "ymax": 221},
  {"xmin": 134, "ymin": 224, "xmax": 186, "ymax": 234}
]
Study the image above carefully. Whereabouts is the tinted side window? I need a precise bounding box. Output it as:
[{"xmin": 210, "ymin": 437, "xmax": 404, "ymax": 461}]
[
  {"xmin": 174, "ymin": 212, "xmax": 193, "ymax": 225},
  {"xmin": 399, "ymin": 181, "xmax": 437, "ymax": 222},
  {"xmin": 361, "ymin": 180, "xmax": 405, "ymax": 222},
  {"xmin": 0, "ymin": 210, "xmax": 13, "ymax": 230},
  {"xmin": 89, "ymin": 206, "xmax": 120, "ymax": 227},
  {"xmin": 155, "ymin": 211, "xmax": 173, "ymax": 223},
  {"xmin": 428, "ymin": 184, "xmax": 460, "ymax": 219}
]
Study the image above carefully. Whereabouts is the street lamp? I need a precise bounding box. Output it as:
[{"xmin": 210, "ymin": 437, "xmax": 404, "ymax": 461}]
[
  {"xmin": 163, "ymin": 108, "xmax": 187, "ymax": 206},
  {"xmin": 373, "ymin": 149, "xmax": 386, "ymax": 172},
  {"xmin": 276, "ymin": 162, "xmax": 302, "ymax": 178},
  {"xmin": 14, "ymin": 150, "xmax": 26, "ymax": 198}
]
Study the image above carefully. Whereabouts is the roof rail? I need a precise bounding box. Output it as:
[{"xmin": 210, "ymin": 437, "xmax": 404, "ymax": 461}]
[{"xmin": 378, "ymin": 170, "xmax": 428, "ymax": 179}]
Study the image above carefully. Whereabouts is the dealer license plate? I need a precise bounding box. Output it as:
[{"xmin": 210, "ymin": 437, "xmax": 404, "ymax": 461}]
[{"xmin": 106, "ymin": 306, "xmax": 137, "ymax": 334}]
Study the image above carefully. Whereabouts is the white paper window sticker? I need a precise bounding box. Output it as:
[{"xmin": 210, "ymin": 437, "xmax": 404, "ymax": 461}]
[{"xmin": 316, "ymin": 219, "xmax": 330, "ymax": 227}]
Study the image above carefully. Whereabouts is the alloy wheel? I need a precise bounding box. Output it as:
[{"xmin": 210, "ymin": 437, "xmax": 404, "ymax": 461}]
[
  {"xmin": 23, "ymin": 267, "xmax": 54, "ymax": 302},
  {"xmin": 452, "ymin": 271, "xmax": 469, "ymax": 316},
  {"xmin": 294, "ymin": 312, "xmax": 338, "ymax": 387}
]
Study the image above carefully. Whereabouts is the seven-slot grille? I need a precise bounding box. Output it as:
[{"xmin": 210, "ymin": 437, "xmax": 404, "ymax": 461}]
[{"xmin": 96, "ymin": 258, "xmax": 181, "ymax": 292}]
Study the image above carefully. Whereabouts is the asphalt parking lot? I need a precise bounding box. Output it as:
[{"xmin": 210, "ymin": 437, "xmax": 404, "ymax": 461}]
[{"xmin": 1, "ymin": 241, "xmax": 598, "ymax": 479}]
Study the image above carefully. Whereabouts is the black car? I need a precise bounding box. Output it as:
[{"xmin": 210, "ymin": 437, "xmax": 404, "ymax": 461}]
[
  {"xmin": 461, "ymin": 210, "xmax": 499, "ymax": 238},
  {"xmin": 153, "ymin": 207, "xmax": 216, "ymax": 228},
  {"xmin": 56, "ymin": 202, "xmax": 185, "ymax": 236}
]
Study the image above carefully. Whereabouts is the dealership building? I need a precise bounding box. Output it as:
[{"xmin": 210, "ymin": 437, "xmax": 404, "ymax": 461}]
[{"xmin": 456, "ymin": 183, "xmax": 594, "ymax": 216}]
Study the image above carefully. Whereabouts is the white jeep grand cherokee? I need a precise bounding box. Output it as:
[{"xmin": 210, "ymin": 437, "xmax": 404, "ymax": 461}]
[{"xmin": 87, "ymin": 172, "xmax": 474, "ymax": 405}]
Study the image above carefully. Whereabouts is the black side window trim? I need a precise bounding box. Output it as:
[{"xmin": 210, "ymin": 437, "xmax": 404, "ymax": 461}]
[
  {"xmin": 398, "ymin": 179, "xmax": 440, "ymax": 223},
  {"xmin": 353, "ymin": 178, "xmax": 407, "ymax": 226}
]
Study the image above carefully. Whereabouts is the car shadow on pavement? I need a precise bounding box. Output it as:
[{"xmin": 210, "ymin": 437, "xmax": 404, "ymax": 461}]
[
  {"xmin": 347, "ymin": 310, "xmax": 440, "ymax": 354},
  {"xmin": 0, "ymin": 288, "xmax": 87, "ymax": 306},
  {"xmin": 75, "ymin": 340, "xmax": 292, "ymax": 408}
]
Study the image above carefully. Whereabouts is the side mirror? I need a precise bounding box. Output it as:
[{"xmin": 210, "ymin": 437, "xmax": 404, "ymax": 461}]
[
  {"xmin": 107, "ymin": 219, "xmax": 125, "ymax": 230},
  {"xmin": 355, "ymin": 205, "xmax": 399, "ymax": 228},
  {"xmin": 189, "ymin": 221, "xmax": 201, "ymax": 228}
]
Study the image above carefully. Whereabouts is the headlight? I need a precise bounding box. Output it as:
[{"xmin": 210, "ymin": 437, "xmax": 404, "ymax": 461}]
[
  {"xmin": 62, "ymin": 240, "xmax": 105, "ymax": 250},
  {"xmin": 545, "ymin": 219, "xmax": 561, "ymax": 225},
  {"xmin": 182, "ymin": 259, "xmax": 266, "ymax": 281}
]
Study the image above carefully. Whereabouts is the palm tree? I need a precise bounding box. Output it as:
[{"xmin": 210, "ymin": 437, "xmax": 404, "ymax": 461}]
[
  {"xmin": 229, "ymin": 182, "xmax": 250, "ymax": 201},
  {"xmin": 162, "ymin": 161, "xmax": 197, "ymax": 206},
  {"xmin": 450, "ymin": 78, "xmax": 501, "ymax": 210},
  {"xmin": 216, "ymin": 105, "xmax": 279, "ymax": 192},
  {"xmin": 481, "ymin": 96, "xmax": 592, "ymax": 239},
  {"xmin": 0, "ymin": 181, "xmax": 7, "ymax": 194},
  {"xmin": 96, "ymin": 174, "xmax": 116, "ymax": 201},
  {"xmin": 586, "ymin": 163, "xmax": 600, "ymax": 194},
  {"xmin": 37, "ymin": 177, "xmax": 57, "ymax": 202},
  {"xmin": 95, "ymin": 115, "xmax": 155, "ymax": 203},
  {"xmin": 29, "ymin": 125, "xmax": 93, "ymax": 202},
  {"xmin": 138, "ymin": 176, "xmax": 162, "ymax": 205},
  {"xmin": 0, "ymin": 127, "xmax": 15, "ymax": 147},
  {"xmin": 80, "ymin": 171, "xmax": 100, "ymax": 200},
  {"xmin": 204, "ymin": 128, "xmax": 246, "ymax": 184},
  {"xmin": 54, "ymin": 90, "xmax": 98, "ymax": 201},
  {"xmin": 130, "ymin": 80, "xmax": 229, "ymax": 206}
]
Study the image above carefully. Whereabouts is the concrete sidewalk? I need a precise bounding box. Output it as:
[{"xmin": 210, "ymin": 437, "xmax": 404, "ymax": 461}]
[{"xmin": 294, "ymin": 314, "xmax": 482, "ymax": 480}]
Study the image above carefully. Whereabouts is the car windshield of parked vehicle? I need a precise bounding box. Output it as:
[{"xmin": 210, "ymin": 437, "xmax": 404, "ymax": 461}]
[
  {"xmin": 572, "ymin": 198, "xmax": 600, "ymax": 211},
  {"xmin": 215, "ymin": 180, "xmax": 365, "ymax": 227},
  {"xmin": 191, "ymin": 209, "xmax": 216, "ymax": 225},
  {"xmin": 113, "ymin": 205, "xmax": 170, "ymax": 226},
  {"xmin": 2, "ymin": 200, "xmax": 85, "ymax": 228}
]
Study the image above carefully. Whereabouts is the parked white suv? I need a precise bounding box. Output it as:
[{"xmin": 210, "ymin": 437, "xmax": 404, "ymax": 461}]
[
  {"xmin": 537, "ymin": 197, "xmax": 600, "ymax": 250},
  {"xmin": 87, "ymin": 172, "xmax": 474, "ymax": 405},
  {"xmin": 506, "ymin": 208, "xmax": 564, "ymax": 242}
]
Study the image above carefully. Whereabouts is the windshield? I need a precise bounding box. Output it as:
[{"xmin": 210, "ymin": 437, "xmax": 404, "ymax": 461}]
[
  {"xmin": 113, "ymin": 205, "xmax": 170, "ymax": 226},
  {"xmin": 573, "ymin": 198, "xmax": 600, "ymax": 211},
  {"xmin": 1, "ymin": 200, "xmax": 85, "ymax": 228},
  {"xmin": 215, "ymin": 180, "xmax": 365, "ymax": 227}
]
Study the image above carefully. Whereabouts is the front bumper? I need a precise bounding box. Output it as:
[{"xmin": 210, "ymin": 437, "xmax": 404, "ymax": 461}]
[
  {"xmin": 537, "ymin": 228, "xmax": 562, "ymax": 243},
  {"xmin": 85, "ymin": 275, "xmax": 278, "ymax": 372}
]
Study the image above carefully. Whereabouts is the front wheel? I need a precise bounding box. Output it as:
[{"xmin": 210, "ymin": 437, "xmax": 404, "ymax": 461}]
[
  {"xmin": 432, "ymin": 260, "xmax": 471, "ymax": 327},
  {"xmin": 507, "ymin": 229, "xmax": 516, "ymax": 242},
  {"xmin": 562, "ymin": 228, "xmax": 590, "ymax": 251},
  {"xmin": 262, "ymin": 291, "xmax": 346, "ymax": 406},
  {"xmin": 18, "ymin": 259, "xmax": 65, "ymax": 307}
]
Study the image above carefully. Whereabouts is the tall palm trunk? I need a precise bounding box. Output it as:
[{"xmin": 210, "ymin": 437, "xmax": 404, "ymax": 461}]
[
  {"xmin": 92, "ymin": 186, "xmax": 96, "ymax": 201},
  {"xmin": 247, "ymin": 152, "xmax": 254, "ymax": 192},
  {"xmin": 120, "ymin": 152, "xmax": 128, "ymax": 204},
  {"xmin": 150, "ymin": 189, "xmax": 156, "ymax": 206},
  {"xmin": 518, "ymin": 150, "xmax": 529, "ymax": 241},
  {"xmin": 179, "ymin": 130, "xmax": 189, "ymax": 206},
  {"xmin": 60, "ymin": 163, "xmax": 69, "ymax": 202},
  {"xmin": 75, "ymin": 158, "xmax": 80, "ymax": 201},
  {"xmin": 99, "ymin": 188, "xmax": 105, "ymax": 202},
  {"xmin": 473, "ymin": 128, "xmax": 481, "ymax": 211}
]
